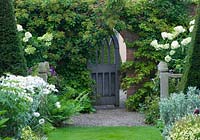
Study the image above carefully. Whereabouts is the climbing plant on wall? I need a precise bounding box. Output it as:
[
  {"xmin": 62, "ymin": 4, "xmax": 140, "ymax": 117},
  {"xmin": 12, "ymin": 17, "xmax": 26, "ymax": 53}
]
[
  {"xmin": 119, "ymin": 0, "xmax": 193, "ymax": 111},
  {"xmin": 14, "ymin": 0, "xmax": 116, "ymax": 91}
]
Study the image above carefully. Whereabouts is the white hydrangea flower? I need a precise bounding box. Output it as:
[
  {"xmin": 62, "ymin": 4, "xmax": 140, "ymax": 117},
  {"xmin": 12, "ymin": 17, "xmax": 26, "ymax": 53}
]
[
  {"xmin": 189, "ymin": 19, "xmax": 195, "ymax": 25},
  {"xmin": 162, "ymin": 43, "xmax": 170, "ymax": 49},
  {"xmin": 171, "ymin": 41, "xmax": 180, "ymax": 49},
  {"xmin": 33, "ymin": 112, "xmax": 40, "ymax": 117},
  {"xmin": 22, "ymin": 37, "xmax": 29, "ymax": 42},
  {"xmin": 165, "ymin": 55, "xmax": 172, "ymax": 62},
  {"xmin": 189, "ymin": 25, "xmax": 194, "ymax": 32},
  {"xmin": 42, "ymin": 33, "xmax": 53, "ymax": 42},
  {"xmin": 169, "ymin": 50, "xmax": 176, "ymax": 56},
  {"xmin": 17, "ymin": 24, "xmax": 23, "ymax": 32},
  {"xmin": 39, "ymin": 118, "xmax": 45, "ymax": 125},
  {"xmin": 167, "ymin": 33, "xmax": 174, "ymax": 40},
  {"xmin": 24, "ymin": 45, "xmax": 36, "ymax": 55},
  {"xmin": 156, "ymin": 44, "xmax": 163, "ymax": 49},
  {"xmin": 37, "ymin": 33, "xmax": 53, "ymax": 42},
  {"xmin": 154, "ymin": 45, "xmax": 161, "ymax": 50},
  {"xmin": 55, "ymin": 102, "xmax": 61, "ymax": 109},
  {"xmin": 161, "ymin": 32, "xmax": 168, "ymax": 40},
  {"xmin": 150, "ymin": 39, "xmax": 158, "ymax": 47},
  {"xmin": 25, "ymin": 32, "xmax": 32, "ymax": 39},
  {"xmin": 173, "ymin": 26, "xmax": 186, "ymax": 33},
  {"xmin": 172, "ymin": 31, "xmax": 180, "ymax": 38},
  {"xmin": 181, "ymin": 37, "xmax": 192, "ymax": 46}
]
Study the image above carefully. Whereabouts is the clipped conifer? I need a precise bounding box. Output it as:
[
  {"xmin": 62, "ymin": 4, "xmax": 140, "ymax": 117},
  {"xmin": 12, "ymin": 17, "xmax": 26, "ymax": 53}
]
[
  {"xmin": 0, "ymin": 0, "xmax": 27, "ymax": 76},
  {"xmin": 180, "ymin": 5, "xmax": 200, "ymax": 91}
]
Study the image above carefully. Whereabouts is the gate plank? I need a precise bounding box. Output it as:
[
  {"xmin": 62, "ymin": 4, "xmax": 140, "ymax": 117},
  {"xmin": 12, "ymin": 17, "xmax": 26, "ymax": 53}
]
[{"xmin": 87, "ymin": 36, "xmax": 120, "ymax": 106}]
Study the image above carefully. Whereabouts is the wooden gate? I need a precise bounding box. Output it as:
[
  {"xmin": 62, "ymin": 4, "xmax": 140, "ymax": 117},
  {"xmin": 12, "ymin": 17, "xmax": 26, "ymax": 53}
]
[{"xmin": 88, "ymin": 36, "xmax": 120, "ymax": 106}]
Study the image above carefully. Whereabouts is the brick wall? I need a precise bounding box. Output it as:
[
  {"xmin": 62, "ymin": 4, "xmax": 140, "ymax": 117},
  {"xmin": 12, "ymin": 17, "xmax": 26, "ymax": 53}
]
[{"xmin": 120, "ymin": 30, "xmax": 140, "ymax": 97}]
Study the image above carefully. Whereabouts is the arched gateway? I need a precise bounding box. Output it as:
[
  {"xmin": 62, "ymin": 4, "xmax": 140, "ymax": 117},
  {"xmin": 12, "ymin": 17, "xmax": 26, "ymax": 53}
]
[{"xmin": 87, "ymin": 35, "xmax": 120, "ymax": 106}]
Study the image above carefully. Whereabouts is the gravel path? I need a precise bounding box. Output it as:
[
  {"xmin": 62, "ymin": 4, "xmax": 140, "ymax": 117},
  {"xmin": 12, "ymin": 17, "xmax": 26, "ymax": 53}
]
[
  {"xmin": 71, "ymin": 90, "xmax": 146, "ymax": 126},
  {"xmin": 71, "ymin": 108, "xmax": 146, "ymax": 126}
]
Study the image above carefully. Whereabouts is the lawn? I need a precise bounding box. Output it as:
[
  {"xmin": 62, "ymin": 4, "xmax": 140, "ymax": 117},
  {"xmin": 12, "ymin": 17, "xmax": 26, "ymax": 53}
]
[{"xmin": 48, "ymin": 126, "xmax": 163, "ymax": 140}]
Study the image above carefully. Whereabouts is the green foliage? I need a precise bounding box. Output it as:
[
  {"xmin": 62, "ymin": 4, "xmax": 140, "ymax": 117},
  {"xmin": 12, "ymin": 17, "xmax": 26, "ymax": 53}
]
[
  {"xmin": 169, "ymin": 115, "xmax": 200, "ymax": 140},
  {"xmin": 14, "ymin": 0, "xmax": 114, "ymax": 91},
  {"xmin": 120, "ymin": 0, "xmax": 192, "ymax": 111},
  {"xmin": 61, "ymin": 87, "xmax": 95, "ymax": 113},
  {"xmin": 0, "ymin": 90, "xmax": 32, "ymax": 137},
  {"xmin": 159, "ymin": 87, "xmax": 200, "ymax": 138},
  {"xmin": 141, "ymin": 96, "xmax": 160, "ymax": 125},
  {"xmin": 125, "ymin": 81, "xmax": 156, "ymax": 111},
  {"xmin": 0, "ymin": 0, "xmax": 27, "ymax": 76},
  {"xmin": 42, "ymin": 94, "xmax": 79, "ymax": 127},
  {"xmin": 180, "ymin": 4, "xmax": 200, "ymax": 91},
  {"xmin": 74, "ymin": 91, "xmax": 96, "ymax": 113},
  {"xmin": 0, "ymin": 111, "xmax": 9, "ymax": 129}
]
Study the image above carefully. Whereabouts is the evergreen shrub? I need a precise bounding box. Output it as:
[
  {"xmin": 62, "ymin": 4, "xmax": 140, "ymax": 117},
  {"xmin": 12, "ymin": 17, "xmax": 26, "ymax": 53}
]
[
  {"xmin": 180, "ymin": 4, "xmax": 200, "ymax": 91},
  {"xmin": 0, "ymin": 0, "xmax": 27, "ymax": 76}
]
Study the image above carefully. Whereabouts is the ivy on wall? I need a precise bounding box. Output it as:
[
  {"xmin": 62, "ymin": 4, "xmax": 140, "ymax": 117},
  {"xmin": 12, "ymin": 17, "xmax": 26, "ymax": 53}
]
[
  {"xmin": 14, "ymin": 0, "xmax": 115, "ymax": 91},
  {"xmin": 118, "ymin": 0, "xmax": 194, "ymax": 110}
]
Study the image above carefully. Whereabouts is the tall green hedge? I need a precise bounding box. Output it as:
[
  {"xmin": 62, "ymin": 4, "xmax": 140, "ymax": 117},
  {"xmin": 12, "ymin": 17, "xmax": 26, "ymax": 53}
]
[
  {"xmin": 0, "ymin": 0, "xmax": 27, "ymax": 76},
  {"xmin": 180, "ymin": 4, "xmax": 200, "ymax": 91}
]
